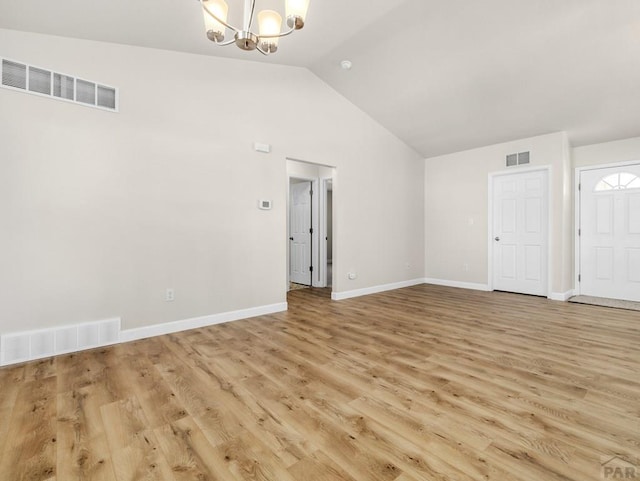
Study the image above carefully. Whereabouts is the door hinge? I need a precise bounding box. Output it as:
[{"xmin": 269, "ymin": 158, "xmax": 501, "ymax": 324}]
[
  {"xmin": 309, "ymin": 265, "xmax": 313, "ymax": 272},
  {"xmin": 309, "ymin": 227, "xmax": 313, "ymax": 234},
  {"xmin": 578, "ymin": 274, "xmax": 581, "ymax": 282},
  {"xmin": 578, "ymin": 183, "xmax": 581, "ymax": 191},
  {"xmin": 309, "ymin": 189, "xmax": 313, "ymax": 196},
  {"xmin": 578, "ymin": 228, "xmax": 581, "ymax": 236}
]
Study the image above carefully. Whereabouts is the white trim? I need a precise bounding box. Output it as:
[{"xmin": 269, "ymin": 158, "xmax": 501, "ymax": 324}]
[
  {"xmin": 318, "ymin": 177, "xmax": 333, "ymax": 288},
  {"xmin": 574, "ymin": 167, "xmax": 582, "ymax": 296},
  {"xmin": 120, "ymin": 302, "xmax": 287, "ymax": 343},
  {"xmin": 331, "ymin": 279, "xmax": 424, "ymax": 301},
  {"xmin": 549, "ymin": 290, "xmax": 575, "ymax": 302},
  {"xmin": 487, "ymin": 165, "xmax": 552, "ymax": 297},
  {"xmin": 423, "ymin": 278, "xmax": 490, "ymax": 291},
  {"xmin": 574, "ymin": 160, "xmax": 640, "ymax": 297}
]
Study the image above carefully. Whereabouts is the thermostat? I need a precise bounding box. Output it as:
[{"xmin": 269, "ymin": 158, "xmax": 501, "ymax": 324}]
[{"xmin": 258, "ymin": 200, "xmax": 272, "ymax": 210}]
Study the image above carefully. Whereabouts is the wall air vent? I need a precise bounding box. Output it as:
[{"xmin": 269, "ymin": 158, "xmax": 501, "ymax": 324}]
[
  {"xmin": 1, "ymin": 57, "xmax": 118, "ymax": 112},
  {"xmin": 506, "ymin": 151, "xmax": 531, "ymax": 167},
  {"xmin": 2, "ymin": 60, "xmax": 26, "ymax": 89}
]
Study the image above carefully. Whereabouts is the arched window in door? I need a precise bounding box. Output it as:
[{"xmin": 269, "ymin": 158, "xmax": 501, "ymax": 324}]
[{"xmin": 595, "ymin": 172, "xmax": 640, "ymax": 191}]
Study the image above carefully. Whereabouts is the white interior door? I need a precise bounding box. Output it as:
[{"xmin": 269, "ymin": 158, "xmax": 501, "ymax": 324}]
[
  {"xmin": 492, "ymin": 170, "xmax": 549, "ymax": 296},
  {"xmin": 579, "ymin": 164, "xmax": 640, "ymax": 301},
  {"xmin": 290, "ymin": 181, "xmax": 312, "ymax": 285}
]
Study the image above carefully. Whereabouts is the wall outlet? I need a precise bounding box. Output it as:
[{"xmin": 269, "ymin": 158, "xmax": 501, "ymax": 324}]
[
  {"xmin": 165, "ymin": 288, "xmax": 175, "ymax": 302},
  {"xmin": 348, "ymin": 272, "xmax": 357, "ymax": 280}
]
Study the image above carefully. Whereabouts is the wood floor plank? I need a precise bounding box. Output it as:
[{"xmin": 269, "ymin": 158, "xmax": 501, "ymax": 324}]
[
  {"xmin": 154, "ymin": 416, "xmax": 237, "ymax": 481},
  {"xmin": 0, "ymin": 284, "xmax": 639, "ymax": 481},
  {"xmin": 288, "ymin": 450, "xmax": 358, "ymax": 481},
  {"xmin": 56, "ymin": 388, "xmax": 117, "ymax": 481},
  {"xmin": 0, "ymin": 377, "xmax": 57, "ymax": 481}
]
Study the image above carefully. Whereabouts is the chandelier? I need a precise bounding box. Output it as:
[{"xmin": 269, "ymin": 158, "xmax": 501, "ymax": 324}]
[{"xmin": 200, "ymin": 0, "xmax": 310, "ymax": 55}]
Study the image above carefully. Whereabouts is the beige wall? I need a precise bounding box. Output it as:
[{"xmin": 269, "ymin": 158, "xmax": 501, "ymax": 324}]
[
  {"xmin": 424, "ymin": 132, "xmax": 573, "ymax": 295},
  {"xmin": 573, "ymin": 136, "xmax": 640, "ymax": 168},
  {"xmin": 0, "ymin": 28, "xmax": 424, "ymax": 334}
]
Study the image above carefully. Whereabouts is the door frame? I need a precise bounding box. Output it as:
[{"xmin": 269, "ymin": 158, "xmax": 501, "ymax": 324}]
[
  {"xmin": 574, "ymin": 160, "xmax": 640, "ymax": 297},
  {"xmin": 487, "ymin": 165, "xmax": 552, "ymax": 297},
  {"xmin": 287, "ymin": 176, "xmax": 319, "ymax": 287},
  {"xmin": 318, "ymin": 177, "xmax": 333, "ymax": 288}
]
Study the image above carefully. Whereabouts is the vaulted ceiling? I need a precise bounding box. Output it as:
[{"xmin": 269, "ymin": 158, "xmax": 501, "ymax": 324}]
[{"xmin": 2, "ymin": 0, "xmax": 640, "ymax": 157}]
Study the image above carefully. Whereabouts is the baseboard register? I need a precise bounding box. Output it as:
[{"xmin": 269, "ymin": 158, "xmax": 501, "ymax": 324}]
[{"xmin": 1, "ymin": 57, "xmax": 118, "ymax": 112}]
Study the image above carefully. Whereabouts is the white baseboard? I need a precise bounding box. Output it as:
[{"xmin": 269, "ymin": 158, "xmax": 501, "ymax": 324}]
[
  {"xmin": 549, "ymin": 290, "xmax": 575, "ymax": 302},
  {"xmin": 331, "ymin": 279, "xmax": 425, "ymax": 301},
  {"xmin": 423, "ymin": 278, "xmax": 491, "ymax": 292},
  {"xmin": 120, "ymin": 302, "xmax": 288, "ymax": 343},
  {"xmin": 0, "ymin": 302, "xmax": 288, "ymax": 367}
]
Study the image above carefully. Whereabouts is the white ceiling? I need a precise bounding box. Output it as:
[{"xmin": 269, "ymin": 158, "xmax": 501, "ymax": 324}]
[{"xmin": 2, "ymin": 0, "xmax": 640, "ymax": 157}]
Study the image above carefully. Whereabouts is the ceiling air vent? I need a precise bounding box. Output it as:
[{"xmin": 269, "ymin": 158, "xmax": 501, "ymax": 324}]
[
  {"xmin": 1, "ymin": 57, "xmax": 118, "ymax": 112},
  {"xmin": 506, "ymin": 151, "xmax": 531, "ymax": 167}
]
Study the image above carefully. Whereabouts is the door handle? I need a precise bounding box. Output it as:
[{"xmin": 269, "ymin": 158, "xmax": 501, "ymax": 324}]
[
  {"xmin": 494, "ymin": 236, "xmax": 500, "ymax": 241},
  {"xmin": 289, "ymin": 237, "xmax": 294, "ymax": 241}
]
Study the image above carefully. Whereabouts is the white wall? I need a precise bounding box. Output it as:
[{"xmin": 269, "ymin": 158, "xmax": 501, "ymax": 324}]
[
  {"xmin": 573, "ymin": 136, "xmax": 640, "ymax": 168},
  {"xmin": 424, "ymin": 132, "xmax": 573, "ymax": 295},
  {"xmin": 0, "ymin": 28, "xmax": 424, "ymax": 335}
]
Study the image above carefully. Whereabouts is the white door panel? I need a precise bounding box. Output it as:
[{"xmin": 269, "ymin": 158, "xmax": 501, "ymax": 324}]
[
  {"xmin": 580, "ymin": 164, "xmax": 640, "ymax": 301},
  {"xmin": 630, "ymin": 194, "xmax": 640, "ymax": 233},
  {"xmin": 290, "ymin": 181, "xmax": 312, "ymax": 285},
  {"xmin": 493, "ymin": 170, "xmax": 548, "ymax": 296}
]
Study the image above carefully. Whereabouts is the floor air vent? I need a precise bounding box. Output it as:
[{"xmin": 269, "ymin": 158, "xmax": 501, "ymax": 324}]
[{"xmin": 1, "ymin": 58, "xmax": 118, "ymax": 112}]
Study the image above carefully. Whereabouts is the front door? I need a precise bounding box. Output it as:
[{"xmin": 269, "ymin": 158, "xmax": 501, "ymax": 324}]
[
  {"xmin": 290, "ymin": 181, "xmax": 312, "ymax": 285},
  {"xmin": 579, "ymin": 164, "xmax": 640, "ymax": 301},
  {"xmin": 492, "ymin": 169, "xmax": 549, "ymax": 296}
]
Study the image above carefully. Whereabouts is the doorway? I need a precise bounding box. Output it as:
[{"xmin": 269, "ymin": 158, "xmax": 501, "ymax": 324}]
[
  {"xmin": 287, "ymin": 159, "xmax": 335, "ymax": 293},
  {"xmin": 490, "ymin": 168, "xmax": 550, "ymax": 296},
  {"xmin": 577, "ymin": 163, "xmax": 640, "ymax": 302}
]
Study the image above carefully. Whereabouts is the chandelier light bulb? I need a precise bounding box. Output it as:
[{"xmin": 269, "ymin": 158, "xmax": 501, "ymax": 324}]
[
  {"xmin": 202, "ymin": 0, "xmax": 229, "ymax": 42},
  {"xmin": 285, "ymin": 0, "xmax": 310, "ymax": 29},
  {"xmin": 258, "ymin": 10, "xmax": 283, "ymax": 53}
]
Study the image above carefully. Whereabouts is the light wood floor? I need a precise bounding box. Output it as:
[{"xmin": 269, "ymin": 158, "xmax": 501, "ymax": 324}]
[{"xmin": 1, "ymin": 285, "xmax": 639, "ymax": 481}]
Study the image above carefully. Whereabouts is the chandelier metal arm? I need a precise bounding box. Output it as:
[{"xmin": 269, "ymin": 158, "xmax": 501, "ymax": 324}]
[
  {"xmin": 214, "ymin": 38, "xmax": 237, "ymax": 47},
  {"xmin": 201, "ymin": 0, "xmax": 239, "ymax": 33},
  {"xmin": 259, "ymin": 25, "xmax": 296, "ymax": 40},
  {"xmin": 246, "ymin": 0, "xmax": 256, "ymax": 32}
]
